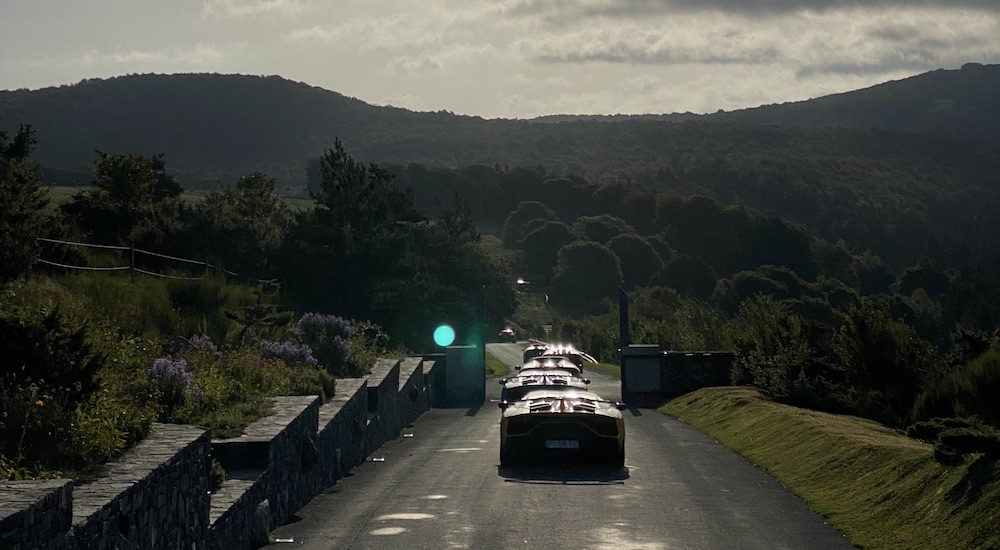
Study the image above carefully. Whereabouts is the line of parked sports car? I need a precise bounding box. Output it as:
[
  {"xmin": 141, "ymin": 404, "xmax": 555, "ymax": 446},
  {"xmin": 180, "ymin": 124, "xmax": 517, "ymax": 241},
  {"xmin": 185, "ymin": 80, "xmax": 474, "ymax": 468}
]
[{"xmin": 497, "ymin": 341, "xmax": 627, "ymax": 467}]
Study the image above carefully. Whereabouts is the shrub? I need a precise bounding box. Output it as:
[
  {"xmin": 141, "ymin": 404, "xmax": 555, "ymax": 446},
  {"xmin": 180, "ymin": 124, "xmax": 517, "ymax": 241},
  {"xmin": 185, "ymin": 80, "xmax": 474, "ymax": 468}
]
[
  {"xmin": 259, "ymin": 340, "xmax": 318, "ymax": 367},
  {"xmin": 148, "ymin": 357, "xmax": 193, "ymax": 420},
  {"xmin": 0, "ymin": 382, "xmax": 75, "ymax": 472},
  {"xmin": 71, "ymin": 388, "xmax": 156, "ymax": 473},
  {"xmin": 291, "ymin": 313, "xmax": 355, "ymax": 376},
  {"xmin": 209, "ymin": 458, "xmax": 226, "ymax": 493},
  {"xmin": 912, "ymin": 348, "xmax": 1000, "ymax": 427},
  {"xmin": 186, "ymin": 334, "xmax": 222, "ymax": 359},
  {"xmin": 0, "ymin": 305, "xmax": 104, "ymax": 403},
  {"xmin": 166, "ymin": 276, "xmax": 242, "ymax": 343},
  {"xmin": 907, "ymin": 416, "xmax": 1000, "ymax": 464},
  {"xmin": 730, "ymin": 294, "xmax": 811, "ymax": 398},
  {"xmin": 167, "ymin": 347, "xmax": 333, "ymax": 438},
  {"xmin": 832, "ymin": 300, "xmax": 943, "ymax": 426}
]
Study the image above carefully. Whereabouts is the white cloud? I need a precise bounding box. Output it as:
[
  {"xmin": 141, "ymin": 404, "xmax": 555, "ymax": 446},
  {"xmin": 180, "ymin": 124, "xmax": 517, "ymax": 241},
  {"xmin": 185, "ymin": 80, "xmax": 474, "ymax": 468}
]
[
  {"xmin": 515, "ymin": 23, "xmax": 783, "ymax": 66},
  {"xmin": 1, "ymin": 1, "xmax": 999, "ymax": 118},
  {"xmin": 201, "ymin": 0, "xmax": 312, "ymax": 18},
  {"xmin": 78, "ymin": 43, "xmax": 246, "ymax": 71},
  {"xmin": 386, "ymin": 52, "xmax": 445, "ymax": 75}
]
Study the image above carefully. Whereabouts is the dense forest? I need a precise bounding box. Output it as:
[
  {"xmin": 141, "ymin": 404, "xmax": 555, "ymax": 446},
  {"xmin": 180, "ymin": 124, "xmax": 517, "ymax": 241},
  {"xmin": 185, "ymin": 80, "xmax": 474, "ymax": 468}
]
[{"xmin": 2, "ymin": 65, "xmax": 1000, "ymax": 477}]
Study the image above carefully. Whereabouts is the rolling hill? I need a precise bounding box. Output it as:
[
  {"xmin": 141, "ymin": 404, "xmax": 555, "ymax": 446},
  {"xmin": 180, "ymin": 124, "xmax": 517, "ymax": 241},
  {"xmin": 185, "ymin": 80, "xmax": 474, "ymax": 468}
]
[{"xmin": 1, "ymin": 65, "xmax": 997, "ymax": 190}]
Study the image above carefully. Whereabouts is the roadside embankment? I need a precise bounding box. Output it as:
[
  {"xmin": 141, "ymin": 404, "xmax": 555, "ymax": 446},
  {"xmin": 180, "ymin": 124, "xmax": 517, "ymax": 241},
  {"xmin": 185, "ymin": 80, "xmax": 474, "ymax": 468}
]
[{"xmin": 662, "ymin": 387, "xmax": 1000, "ymax": 550}]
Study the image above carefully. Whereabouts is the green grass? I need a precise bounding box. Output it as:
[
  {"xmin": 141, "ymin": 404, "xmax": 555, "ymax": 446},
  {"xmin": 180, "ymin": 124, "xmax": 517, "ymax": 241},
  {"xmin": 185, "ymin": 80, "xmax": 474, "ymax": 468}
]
[
  {"xmin": 662, "ymin": 387, "xmax": 1000, "ymax": 550},
  {"xmin": 588, "ymin": 361, "xmax": 621, "ymax": 378},
  {"xmin": 486, "ymin": 353, "xmax": 509, "ymax": 379}
]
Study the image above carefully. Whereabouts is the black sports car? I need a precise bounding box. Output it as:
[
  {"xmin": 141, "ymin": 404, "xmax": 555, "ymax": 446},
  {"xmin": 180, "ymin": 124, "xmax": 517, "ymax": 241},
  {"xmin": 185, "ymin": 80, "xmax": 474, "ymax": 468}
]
[{"xmin": 499, "ymin": 388, "xmax": 626, "ymax": 467}]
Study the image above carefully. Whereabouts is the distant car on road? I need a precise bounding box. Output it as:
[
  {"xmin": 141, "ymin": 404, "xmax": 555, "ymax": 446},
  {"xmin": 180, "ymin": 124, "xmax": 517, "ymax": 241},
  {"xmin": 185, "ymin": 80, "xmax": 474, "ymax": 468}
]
[
  {"xmin": 498, "ymin": 327, "xmax": 516, "ymax": 341},
  {"xmin": 499, "ymin": 388, "xmax": 626, "ymax": 467}
]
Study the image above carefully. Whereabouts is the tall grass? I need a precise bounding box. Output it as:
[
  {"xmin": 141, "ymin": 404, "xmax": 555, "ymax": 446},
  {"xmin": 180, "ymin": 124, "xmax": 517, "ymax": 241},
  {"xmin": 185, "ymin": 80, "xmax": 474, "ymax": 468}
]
[{"xmin": 51, "ymin": 271, "xmax": 253, "ymax": 343}]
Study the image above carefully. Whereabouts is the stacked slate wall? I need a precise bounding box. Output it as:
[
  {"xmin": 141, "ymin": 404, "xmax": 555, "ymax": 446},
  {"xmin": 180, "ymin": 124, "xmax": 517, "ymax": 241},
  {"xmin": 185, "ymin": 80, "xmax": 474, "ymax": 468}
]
[{"xmin": 0, "ymin": 356, "xmax": 439, "ymax": 550}]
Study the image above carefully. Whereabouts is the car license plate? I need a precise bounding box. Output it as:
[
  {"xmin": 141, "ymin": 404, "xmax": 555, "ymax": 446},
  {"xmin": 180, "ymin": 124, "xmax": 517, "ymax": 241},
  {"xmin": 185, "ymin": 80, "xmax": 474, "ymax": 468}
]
[{"xmin": 545, "ymin": 439, "xmax": 579, "ymax": 449}]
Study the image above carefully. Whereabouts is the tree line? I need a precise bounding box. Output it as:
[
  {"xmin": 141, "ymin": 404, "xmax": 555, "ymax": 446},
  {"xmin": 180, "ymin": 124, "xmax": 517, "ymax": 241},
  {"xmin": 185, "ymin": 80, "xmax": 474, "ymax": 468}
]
[{"xmin": 3, "ymin": 126, "xmax": 514, "ymax": 352}]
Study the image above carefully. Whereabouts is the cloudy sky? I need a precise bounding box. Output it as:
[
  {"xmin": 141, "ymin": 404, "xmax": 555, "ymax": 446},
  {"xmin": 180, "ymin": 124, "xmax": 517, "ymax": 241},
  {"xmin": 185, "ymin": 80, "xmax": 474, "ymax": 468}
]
[{"xmin": 2, "ymin": 1, "xmax": 998, "ymax": 119}]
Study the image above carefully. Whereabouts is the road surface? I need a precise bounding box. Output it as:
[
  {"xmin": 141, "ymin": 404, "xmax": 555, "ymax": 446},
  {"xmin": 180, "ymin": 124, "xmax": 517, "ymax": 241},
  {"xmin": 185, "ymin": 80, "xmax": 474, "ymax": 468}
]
[{"xmin": 266, "ymin": 343, "xmax": 855, "ymax": 549}]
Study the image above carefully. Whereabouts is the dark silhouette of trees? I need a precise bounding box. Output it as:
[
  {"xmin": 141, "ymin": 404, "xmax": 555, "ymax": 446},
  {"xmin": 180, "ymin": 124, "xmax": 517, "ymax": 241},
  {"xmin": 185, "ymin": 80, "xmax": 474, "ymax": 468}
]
[
  {"xmin": 551, "ymin": 241, "xmax": 623, "ymax": 315},
  {"xmin": 519, "ymin": 221, "xmax": 575, "ymax": 284},
  {"xmin": 0, "ymin": 125, "xmax": 48, "ymax": 284},
  {"xmin": 279, "ymin": 140, "xmax": 514, "ymax": 350},
  {"xmin": 607, "ymin": 233, "xmax": 662, "ymax": 290},
  {"xmin": 61, "ymin": 151, "xmax": 183, "ymax": 247},
  {"xmin": 280, "ymin": 138, "xmax": 419, "ymax": 318},
  {"xmin": 833, "ymin": 300, "xmax": 942, "ymax": 425},
  {"xmin": 571, "ymin": 214, "xmax": 635, "ymax": 244},
  {"xmin": 187, "ymin": 172, "xmax": 294, "ymax": 276},
  {"xmin": 502, "ymin": 201, "xmax": 558, "ymax": 246}
]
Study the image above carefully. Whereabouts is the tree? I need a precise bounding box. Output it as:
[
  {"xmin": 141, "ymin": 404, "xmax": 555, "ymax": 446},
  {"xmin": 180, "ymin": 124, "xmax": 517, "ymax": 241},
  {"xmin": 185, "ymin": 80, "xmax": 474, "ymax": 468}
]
[
  {"xmin": 436, "ymin": 192, "xmax": 479, "ymax": 244},
  {"xmin": 551, "ymin": 241, "xmax": 623, "ymax": 315},
  {"xmin": 189, "ymin": 172, "xmax": 293, "ymax": 276},
  {"xmin": 651, "ymin": 254, "xmax": 718, "ymax": 300},
  {"xmin": 281, "ymin": 140, "xmax": 514, "ymax": 351},
  {"xmin": 61, "ymin": 151, "xmax": 182, "ymax": 246},
  {"xmin": 607, "ymin": 233, "xmax": 663, "ymax": 290},
  {"xmin": 853, "ymin": 250, "xmax": 896, "ymax": 295},
  {"xmin": 519, "ymin": 221, "xmax": 575, "ymax": 283},
  {"xmin": 0, "ymin": 125, "xmax": 48, "ymax": 284},
  {"xmin": 833, "ymin": 300, "xmax": 942, "ymax": 425},
  {"xmin": 282, "ymin": 139, "xmax": 419, "ymax": 318},
  {"xmin": 501, "ymin": 201, "xmax": 558, "ymax": 246},
  {"xmin": 731, "ymin": 294, "xmax": 812, "ymax": 396},
  {"xmin": 571, "ymin": 214, "xmax": 635, "ymax": 244}
]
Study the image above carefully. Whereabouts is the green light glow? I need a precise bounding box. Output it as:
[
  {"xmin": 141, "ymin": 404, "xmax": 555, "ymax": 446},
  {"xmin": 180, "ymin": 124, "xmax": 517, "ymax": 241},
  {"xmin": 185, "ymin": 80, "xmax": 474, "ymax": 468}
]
[{"xmin": 433, "ymin": 325, "xmax": 456, "ymax": 347}]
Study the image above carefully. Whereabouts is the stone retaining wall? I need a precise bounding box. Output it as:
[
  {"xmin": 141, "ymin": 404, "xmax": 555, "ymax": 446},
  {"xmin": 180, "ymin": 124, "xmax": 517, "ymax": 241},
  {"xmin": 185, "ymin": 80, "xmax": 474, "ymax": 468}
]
[
  {"xmin": 0, "ymin": 356, "xmax": 439, "ymax": 550},
  {"xmin": 71, "ymin": 423, "xmax": 211, "ymax": 550},
  {"xmin": 0, "ymin": 479, "xmax": 72, "ymax": 550}
]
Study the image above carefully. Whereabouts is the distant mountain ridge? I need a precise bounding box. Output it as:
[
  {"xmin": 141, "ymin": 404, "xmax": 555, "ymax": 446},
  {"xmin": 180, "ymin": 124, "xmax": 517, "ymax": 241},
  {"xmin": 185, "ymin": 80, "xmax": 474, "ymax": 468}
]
[
  {"xmin": 711, "ymin": 63, "xmax": 1000, "ymax": 144},
  {"xmin": 532, "ymin": 63, "xmax": 1000, "ymax": 144},
  {"xmin": 0, "ymin": 64, "xmax": 997, "ymax": 187}
]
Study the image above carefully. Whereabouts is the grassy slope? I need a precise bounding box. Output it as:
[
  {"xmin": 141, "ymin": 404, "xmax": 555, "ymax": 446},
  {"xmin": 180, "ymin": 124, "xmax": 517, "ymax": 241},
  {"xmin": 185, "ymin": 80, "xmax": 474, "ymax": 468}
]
[{"xmin": 662, "ymin": 387, "xmax": 999, "ymax": 550}]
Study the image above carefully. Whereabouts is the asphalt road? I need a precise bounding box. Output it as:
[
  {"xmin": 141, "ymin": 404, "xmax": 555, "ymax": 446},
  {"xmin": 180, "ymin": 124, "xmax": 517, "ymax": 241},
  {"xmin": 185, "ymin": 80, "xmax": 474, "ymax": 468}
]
[{"xmin": 266, "ymin": 343, "xmax": 856, "ymax": 549}]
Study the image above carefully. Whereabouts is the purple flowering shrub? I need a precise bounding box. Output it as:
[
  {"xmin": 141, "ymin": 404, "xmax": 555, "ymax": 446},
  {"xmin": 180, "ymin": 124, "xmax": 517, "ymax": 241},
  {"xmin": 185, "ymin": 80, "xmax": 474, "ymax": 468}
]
[
  {"xmin": 148, "ymin": 357, "xmax": 192, "ymax": 419},
  {"xmin": 186, "ymin": 334, "xmax": 222, "ymax": 359},
  {"xmin": 259, "ymin": 340, "xmax": 319, "ymax": 367},
  {"xmin": 290, "ymin": 313, "xmax": 356, "ymax": 376}
]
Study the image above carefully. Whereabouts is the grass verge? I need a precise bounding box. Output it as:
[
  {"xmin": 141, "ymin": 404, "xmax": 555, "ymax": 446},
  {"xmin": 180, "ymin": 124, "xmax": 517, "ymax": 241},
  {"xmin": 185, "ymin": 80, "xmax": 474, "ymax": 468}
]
[
  {"xmin": 661, "ymin": 387, "xmax": 1000, "ymax": 550},
  {"xmin": 588, "ymin": 361, "xmax": 621, "ymax": 378},
  {"xmin": 486, "ymin": 353, "xmax": 509, "ymax": 379}
]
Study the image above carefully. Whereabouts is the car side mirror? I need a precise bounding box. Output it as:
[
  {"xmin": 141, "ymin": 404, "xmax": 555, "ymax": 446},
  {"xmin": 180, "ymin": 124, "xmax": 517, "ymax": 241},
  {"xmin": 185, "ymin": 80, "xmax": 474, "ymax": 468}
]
[
  {"xmin": 615, "ymin": 402, "xmax": 627, "ymax": 410},
  {"xmin": 582, "ymin": 378, "xmax": 591, "ymax": 384},
  {"xmin": 498, "ymin": 378, "xmax": 508, "ymax": 385},
  {"xmin": 498, "ymin": 400, "xmax": 509, "ymax": 410}
]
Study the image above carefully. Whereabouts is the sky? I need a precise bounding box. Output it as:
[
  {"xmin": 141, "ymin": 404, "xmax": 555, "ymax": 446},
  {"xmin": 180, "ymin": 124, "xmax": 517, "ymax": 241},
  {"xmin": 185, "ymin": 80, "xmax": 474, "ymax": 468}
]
[{"xmin": 2, "ymin": 1, "xmax": 998, "ymax": 119}]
